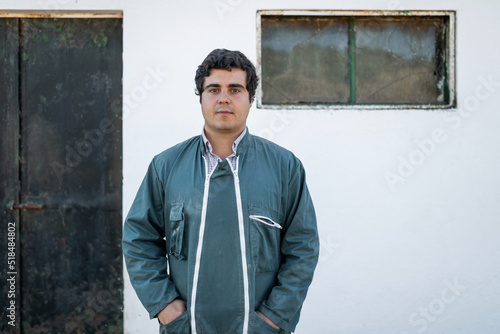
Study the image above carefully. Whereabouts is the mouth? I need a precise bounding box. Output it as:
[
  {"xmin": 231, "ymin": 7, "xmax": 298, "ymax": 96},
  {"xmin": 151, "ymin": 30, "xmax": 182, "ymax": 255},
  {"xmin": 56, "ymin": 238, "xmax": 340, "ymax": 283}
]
[{"xmin": 215, "ymin": 108, "xmax": 234, "ymax": 116}]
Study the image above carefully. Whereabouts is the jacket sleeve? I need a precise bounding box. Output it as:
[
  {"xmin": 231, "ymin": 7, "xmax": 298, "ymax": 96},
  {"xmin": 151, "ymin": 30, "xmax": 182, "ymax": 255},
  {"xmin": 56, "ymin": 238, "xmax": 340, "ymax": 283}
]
[
  {"xmin": 122, "ymin": 158, "xmax": 180, "ymax": 319},
  {"xmin": 258, "ymin": 159, "xmax": 319, "ymax": 332}
]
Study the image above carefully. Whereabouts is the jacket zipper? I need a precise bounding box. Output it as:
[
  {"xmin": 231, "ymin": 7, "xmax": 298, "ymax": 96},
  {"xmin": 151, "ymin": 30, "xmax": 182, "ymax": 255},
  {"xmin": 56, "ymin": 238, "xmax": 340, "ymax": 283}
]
[
  {"xmin": 191, "ymin": 156, "xmax": 250, "ymax": 334},
  {"xmin": 190, "ymin": 157, "xmax": 212, "ymax": 334},
  {"xmin": 230, "ymin": 156, "xmax": 250, "ymax": 334}
]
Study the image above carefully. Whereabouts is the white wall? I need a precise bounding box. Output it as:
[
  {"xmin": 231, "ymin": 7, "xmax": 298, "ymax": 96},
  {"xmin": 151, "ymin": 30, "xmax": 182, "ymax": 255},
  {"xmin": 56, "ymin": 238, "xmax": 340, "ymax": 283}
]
[{"xmin": 2, "ymin": 0, "xmax": 499, "ymax": 333}]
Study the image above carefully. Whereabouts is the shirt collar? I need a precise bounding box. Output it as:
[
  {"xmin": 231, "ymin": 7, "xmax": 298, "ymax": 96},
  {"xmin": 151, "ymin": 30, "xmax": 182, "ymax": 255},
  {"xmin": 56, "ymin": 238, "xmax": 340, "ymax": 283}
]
[{"xmin": 202, "ymin": 127, "xmax": 247, "ymax": 156}]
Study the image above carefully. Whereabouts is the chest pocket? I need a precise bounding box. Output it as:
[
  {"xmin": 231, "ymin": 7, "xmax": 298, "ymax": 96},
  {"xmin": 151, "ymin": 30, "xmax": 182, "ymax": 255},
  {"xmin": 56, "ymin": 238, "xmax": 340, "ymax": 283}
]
[
  {"xmin": 169, "ymin": 202, "xmax": 186, "ymax": 260},
  {"xmin": 249, "ymin": 206, "xmax": 282, "ymax": 273}
]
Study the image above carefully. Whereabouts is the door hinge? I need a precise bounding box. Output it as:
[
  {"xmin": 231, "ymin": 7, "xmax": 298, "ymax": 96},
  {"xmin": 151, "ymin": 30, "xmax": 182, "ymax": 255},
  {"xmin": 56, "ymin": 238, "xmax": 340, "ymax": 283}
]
[{"xmin": 6, "ymin": 201, "xmax": 46, "ymax": 211}]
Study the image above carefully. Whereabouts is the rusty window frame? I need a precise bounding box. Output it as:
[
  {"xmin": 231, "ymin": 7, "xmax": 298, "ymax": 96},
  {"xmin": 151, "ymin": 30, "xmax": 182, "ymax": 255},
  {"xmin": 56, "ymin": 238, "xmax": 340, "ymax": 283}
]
[{"xmin": 256, "ymin": 10, "xmax": 456, "ymax": 110}]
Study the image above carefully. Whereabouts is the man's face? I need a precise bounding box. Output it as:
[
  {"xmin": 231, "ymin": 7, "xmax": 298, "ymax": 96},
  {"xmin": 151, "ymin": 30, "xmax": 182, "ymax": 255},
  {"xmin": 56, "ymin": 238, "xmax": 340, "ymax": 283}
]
[{"xmin": 201, "ymin": 68, "xmax": 251, "ymax": 138}]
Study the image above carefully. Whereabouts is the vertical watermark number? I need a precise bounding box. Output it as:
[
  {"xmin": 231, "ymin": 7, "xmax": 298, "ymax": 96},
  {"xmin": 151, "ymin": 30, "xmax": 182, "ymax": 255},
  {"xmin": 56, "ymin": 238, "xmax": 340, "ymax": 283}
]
[{"xmin": 6, "ymin": 222, "xmax": 17, "ymax": 327}]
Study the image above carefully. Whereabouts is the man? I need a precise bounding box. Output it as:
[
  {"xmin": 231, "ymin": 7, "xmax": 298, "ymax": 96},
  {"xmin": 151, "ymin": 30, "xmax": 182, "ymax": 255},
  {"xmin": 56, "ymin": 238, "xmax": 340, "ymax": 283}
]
[{"xmin": 123, "ymin": 49, "xmax": 319, "ymax": 334}]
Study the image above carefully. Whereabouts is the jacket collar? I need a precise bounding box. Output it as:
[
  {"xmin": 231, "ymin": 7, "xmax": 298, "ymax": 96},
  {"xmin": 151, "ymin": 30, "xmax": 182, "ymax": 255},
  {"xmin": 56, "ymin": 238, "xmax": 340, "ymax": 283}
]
[
  {"xmin": 236, "ymin": 127, "xmax": 251, "ymax": 156},
  {"xmin": 198, "ymin": 127, "xmax": 252, "ymax": 156}
]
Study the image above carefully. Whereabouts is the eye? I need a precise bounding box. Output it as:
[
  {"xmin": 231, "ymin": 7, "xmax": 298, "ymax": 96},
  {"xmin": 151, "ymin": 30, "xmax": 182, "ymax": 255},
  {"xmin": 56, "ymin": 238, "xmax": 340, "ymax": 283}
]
[
  {"xmin": 230, "ymin": 88, "xmax": 241, "ymax": 93},
  {"xmin": 208, "ymin": 88, "xmax": 220, "ymax": 93}
]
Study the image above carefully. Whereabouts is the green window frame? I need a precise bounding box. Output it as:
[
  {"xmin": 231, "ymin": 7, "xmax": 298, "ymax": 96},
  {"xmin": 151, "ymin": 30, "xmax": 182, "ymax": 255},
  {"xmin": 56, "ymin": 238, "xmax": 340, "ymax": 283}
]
[{"xmin": 257, "ymin": 10, "xmax": 456, "ymax": 109}]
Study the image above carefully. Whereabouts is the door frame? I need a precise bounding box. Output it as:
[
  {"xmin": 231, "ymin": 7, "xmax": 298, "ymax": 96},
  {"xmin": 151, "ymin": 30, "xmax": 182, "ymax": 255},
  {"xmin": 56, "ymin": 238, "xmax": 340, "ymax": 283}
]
[{"xmin": 0, "ymin": 10, "xmax": 123, "ymax": 19}]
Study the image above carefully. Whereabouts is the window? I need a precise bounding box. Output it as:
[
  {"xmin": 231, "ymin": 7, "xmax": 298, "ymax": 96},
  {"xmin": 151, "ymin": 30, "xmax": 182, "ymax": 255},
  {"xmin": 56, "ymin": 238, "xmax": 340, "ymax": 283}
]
[{"xmin": 257, "ymin": 10, "xmax": 456, "ymax": 109}]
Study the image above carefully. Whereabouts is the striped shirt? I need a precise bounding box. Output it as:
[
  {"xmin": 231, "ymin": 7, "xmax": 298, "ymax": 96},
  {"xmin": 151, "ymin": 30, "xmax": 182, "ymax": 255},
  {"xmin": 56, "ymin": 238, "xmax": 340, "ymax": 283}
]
[{"xmin": 202, "ymin": 127, "xmax": 247, "ymax": 174}]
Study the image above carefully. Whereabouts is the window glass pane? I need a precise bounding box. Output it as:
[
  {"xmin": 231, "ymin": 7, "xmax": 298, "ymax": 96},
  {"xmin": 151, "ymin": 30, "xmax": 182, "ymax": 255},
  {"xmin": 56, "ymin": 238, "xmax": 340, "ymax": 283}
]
[
  {"xmin": 355, "ymin": 18, "xmax": 447, "ymax": 104},
  {"xmin": 262, "ymin": 17, "xmax": 349, "ymax": 104}
]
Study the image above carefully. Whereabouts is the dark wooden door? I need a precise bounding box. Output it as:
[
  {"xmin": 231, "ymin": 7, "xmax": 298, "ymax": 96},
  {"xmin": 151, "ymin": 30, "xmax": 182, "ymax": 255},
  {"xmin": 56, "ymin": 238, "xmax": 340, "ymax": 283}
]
[{"xmin": 1, "ymin": 17, "xmax": 123, "ymax": 333}]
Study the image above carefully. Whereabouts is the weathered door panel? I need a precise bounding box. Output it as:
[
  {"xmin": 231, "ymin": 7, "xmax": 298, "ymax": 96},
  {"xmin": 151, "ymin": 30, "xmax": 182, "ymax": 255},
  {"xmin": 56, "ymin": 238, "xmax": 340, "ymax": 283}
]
[{"xmin": 1, "ymin": 17, "xmax": 123, "ymax": 333}]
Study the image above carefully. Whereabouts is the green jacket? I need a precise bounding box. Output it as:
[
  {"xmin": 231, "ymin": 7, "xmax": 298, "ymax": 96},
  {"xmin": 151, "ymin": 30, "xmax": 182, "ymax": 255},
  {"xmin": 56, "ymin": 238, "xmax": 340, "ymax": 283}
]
[{"xmin": 123, "ymin": 131, "xmax": 319, "ymax": 334}]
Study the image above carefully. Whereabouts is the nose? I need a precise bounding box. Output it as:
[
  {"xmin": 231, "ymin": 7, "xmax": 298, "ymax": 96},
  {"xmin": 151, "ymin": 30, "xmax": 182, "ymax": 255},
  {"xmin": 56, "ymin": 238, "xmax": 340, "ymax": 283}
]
[{"xmin": 218, "ymin": 90, "xmax": 230, "ymax": 104}]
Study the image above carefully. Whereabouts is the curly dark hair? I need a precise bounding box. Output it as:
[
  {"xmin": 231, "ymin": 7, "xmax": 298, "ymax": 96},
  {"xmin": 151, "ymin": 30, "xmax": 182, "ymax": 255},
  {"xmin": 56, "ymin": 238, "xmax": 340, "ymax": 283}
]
[{"xmin": 195, "ymin": 49, "xmax": 259, "ymax": 103}]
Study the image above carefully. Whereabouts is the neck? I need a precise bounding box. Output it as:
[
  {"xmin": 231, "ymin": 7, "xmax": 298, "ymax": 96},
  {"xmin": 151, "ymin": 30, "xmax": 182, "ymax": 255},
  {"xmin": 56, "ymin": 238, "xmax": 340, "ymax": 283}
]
[{"xmin": 204, "ymin": 127, "xmax": 243, "ymax": 160}]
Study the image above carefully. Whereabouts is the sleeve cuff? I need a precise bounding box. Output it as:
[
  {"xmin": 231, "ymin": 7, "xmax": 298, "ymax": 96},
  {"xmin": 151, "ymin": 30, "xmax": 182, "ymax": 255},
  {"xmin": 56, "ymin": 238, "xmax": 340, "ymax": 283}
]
[{"xmin": 258, "ymin": 304, "xmax": 293, "ymax": 332}]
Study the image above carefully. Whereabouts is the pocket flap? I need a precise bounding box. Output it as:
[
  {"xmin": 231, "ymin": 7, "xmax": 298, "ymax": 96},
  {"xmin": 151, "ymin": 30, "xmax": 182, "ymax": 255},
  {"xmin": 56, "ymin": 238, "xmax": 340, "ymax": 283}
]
[{"xmin": 170, "ymin": 203, "xmax": 184, "ymax": 221}]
